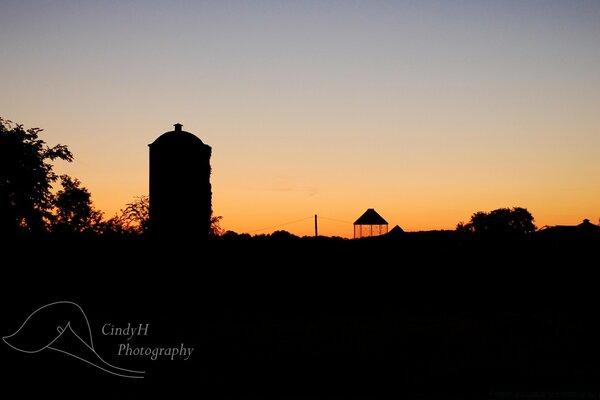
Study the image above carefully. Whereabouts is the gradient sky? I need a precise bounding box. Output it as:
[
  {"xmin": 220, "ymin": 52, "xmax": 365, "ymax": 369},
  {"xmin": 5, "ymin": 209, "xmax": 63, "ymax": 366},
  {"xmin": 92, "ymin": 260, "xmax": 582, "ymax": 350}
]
[{"xmin": 2, "ymin": 0, "xmax": 599, "ymax": 237}]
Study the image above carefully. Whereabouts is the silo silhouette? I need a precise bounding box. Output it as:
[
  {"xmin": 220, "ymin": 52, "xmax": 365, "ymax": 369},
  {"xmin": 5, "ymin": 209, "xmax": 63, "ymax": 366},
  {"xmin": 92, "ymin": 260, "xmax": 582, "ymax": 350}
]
[{"xmin": 149, "ymin": 123, "xmax": 212, "ymax": 238}]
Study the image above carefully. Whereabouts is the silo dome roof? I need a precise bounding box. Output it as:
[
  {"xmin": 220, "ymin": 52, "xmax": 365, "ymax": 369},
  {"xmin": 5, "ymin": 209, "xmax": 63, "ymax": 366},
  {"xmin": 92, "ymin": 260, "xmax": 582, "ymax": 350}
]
[{"xmin": 150, "ymin": 123, "xmax": 205, "ymax": 146}]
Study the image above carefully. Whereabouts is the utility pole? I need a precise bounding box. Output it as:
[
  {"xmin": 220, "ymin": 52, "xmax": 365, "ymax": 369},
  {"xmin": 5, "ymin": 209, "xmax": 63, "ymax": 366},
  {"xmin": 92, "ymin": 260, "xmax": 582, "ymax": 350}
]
[{"xmin": 314, "ymin": 214, "xmax": 318, "ymax": 237}]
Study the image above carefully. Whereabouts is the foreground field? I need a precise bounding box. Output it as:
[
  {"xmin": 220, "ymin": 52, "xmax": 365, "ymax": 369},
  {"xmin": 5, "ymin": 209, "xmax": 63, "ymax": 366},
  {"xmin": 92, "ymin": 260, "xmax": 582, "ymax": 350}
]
[{"xmin": 2, "ymin": 233, "xmax": 599, "ymax": 399}]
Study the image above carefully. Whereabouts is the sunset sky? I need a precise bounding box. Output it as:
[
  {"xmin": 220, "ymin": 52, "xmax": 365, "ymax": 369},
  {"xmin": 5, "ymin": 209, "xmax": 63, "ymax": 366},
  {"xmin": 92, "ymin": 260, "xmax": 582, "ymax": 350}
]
[{"xmin": 2, "ymin": 1, "xmax": 599, "ymax": 237}]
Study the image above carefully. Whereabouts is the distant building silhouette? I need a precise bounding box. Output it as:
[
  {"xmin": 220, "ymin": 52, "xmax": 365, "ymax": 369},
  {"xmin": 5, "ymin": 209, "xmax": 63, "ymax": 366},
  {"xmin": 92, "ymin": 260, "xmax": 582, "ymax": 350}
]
[
  {"xmin": 354, "ymin": 208, "xmax": 388, "ymax": 238},
  {"xmin": 387, "ymin": 225, "xmax": 405, "ymax": 237},
  {"xmin": 537, "ymin": 218, "xmax": 600, "ymax": 238},
  {"xmin": 148, "ymin": 123, "xmax": 212, "ymax": 238}
]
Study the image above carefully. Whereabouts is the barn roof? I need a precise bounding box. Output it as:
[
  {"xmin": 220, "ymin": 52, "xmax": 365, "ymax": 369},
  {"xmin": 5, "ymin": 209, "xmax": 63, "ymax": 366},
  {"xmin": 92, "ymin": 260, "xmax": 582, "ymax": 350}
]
[
  {"xmin": 354, "ymin": 208, "xmax": 388, "ymax": 225},
  {"xmin": 388, "ymin": 225, "xmax": 405, "ymax": 235}
]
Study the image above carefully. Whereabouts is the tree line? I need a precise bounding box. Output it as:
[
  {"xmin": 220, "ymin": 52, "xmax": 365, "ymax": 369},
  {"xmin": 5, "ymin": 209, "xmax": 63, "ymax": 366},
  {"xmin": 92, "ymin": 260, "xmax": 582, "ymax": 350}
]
[{"xmin": 2, "ymin": 118, "xmax": 537, "ymax": 239}]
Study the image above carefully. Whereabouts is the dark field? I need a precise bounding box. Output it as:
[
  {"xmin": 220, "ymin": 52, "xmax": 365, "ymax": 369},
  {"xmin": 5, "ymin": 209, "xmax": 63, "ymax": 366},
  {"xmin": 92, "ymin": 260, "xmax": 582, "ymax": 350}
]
[{"xmin": 2, "ymin": 232, "xmax": 600, "ymax": 399}]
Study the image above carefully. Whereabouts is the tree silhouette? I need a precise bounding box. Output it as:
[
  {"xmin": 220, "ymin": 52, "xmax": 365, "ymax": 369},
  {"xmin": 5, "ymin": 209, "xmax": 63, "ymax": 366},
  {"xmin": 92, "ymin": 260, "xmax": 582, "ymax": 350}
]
[
  {"xmin": 0, "ymin": 118, "xmax": 73, "ymax": 235},
  {"xmin": 210, "ymin": 215, "xmax": 224, "ymax": 236},
  {"xmin": 122, "ymin": 195, "xmax": 150, "ymax": 234},
  {"xmin": 96, "ymin": 194, "xmax": 222, "ymax": 237},
  {"xmin": 98, "ymin": 195, "xmax": 150, "ymax": 236},
  {"xmin": 52, "ymin": 175, "xmax": 102, "ymax": 234},
  {"xmin": 458, "ymin": 207, "xmax": 536, "ymax": 235},
  {"xmin": 102, "ymin": 195, "xmax": 220, "ymax": 237}
]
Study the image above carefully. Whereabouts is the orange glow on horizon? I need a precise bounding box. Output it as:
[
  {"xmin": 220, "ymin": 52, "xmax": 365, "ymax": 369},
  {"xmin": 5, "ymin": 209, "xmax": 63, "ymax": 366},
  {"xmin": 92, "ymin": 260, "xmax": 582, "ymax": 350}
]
[{"xmin": 2, "ymin": 2, "xmax": 599, "ymax": 237}]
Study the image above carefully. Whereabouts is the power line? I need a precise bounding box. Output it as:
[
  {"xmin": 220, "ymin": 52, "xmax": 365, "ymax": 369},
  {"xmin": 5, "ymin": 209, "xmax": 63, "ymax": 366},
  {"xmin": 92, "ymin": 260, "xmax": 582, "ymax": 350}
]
[
  {"xmin": 318, "ymin": 216, "xmax": 353, "ymax": 225},
  {"xmin": 247, "ymin": 214, "xmax": 353, "ymax": 234},
  {"xmin": 247, "ymin": 216, "xmax": 314, "ymax": 233}
]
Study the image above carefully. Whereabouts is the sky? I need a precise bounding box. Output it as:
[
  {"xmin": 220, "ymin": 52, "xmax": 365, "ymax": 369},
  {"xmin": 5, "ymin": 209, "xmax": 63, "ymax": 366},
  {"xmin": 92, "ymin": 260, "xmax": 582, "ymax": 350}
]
[{"xmin": 1, "ymin": 0, "xmax": 599, "ymax": 237}]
